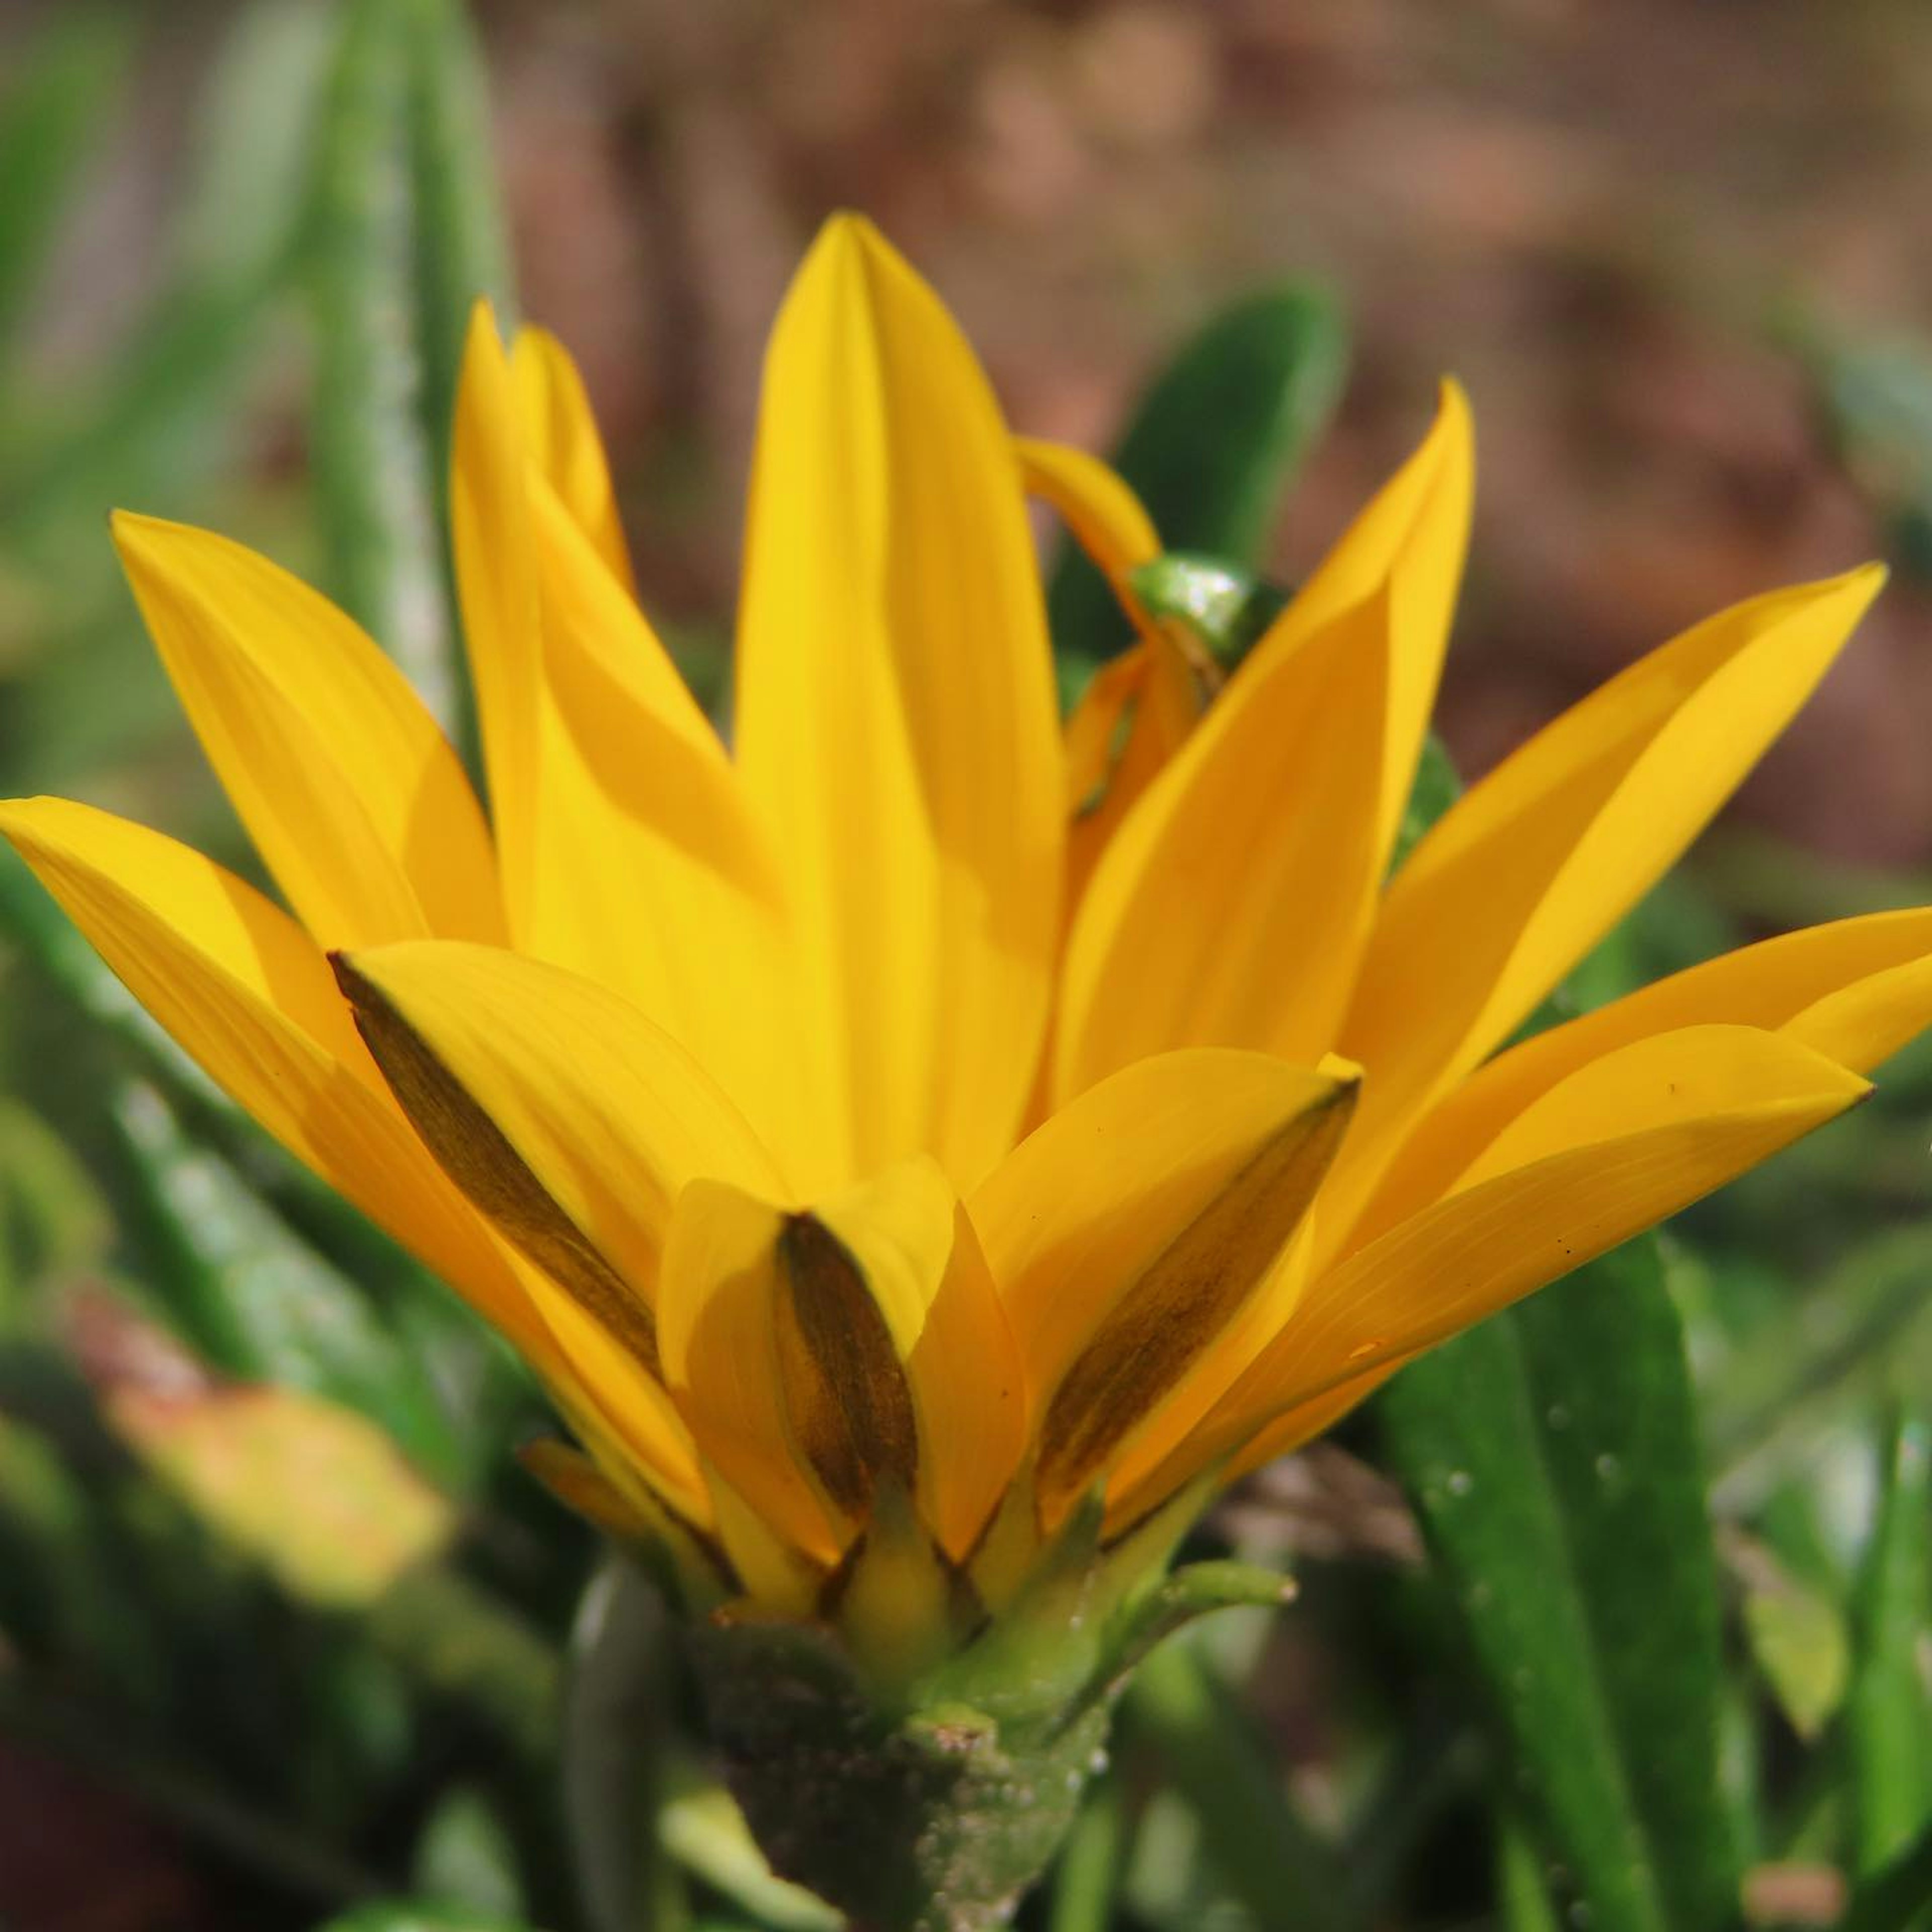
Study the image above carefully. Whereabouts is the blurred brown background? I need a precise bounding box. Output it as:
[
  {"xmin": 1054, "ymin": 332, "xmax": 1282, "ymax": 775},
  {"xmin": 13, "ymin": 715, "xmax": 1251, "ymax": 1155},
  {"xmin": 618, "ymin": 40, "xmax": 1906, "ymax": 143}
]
[{"xmin": 12, "ymin": 0, "xmax": 1932, "ymax": 856}]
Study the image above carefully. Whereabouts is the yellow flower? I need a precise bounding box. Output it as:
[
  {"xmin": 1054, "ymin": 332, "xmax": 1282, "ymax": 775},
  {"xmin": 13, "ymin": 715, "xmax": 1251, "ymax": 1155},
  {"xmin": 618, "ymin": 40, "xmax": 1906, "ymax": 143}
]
[{"xmin": 4, "ymin": 215, "xmax": 1924, "ymax": 1646}]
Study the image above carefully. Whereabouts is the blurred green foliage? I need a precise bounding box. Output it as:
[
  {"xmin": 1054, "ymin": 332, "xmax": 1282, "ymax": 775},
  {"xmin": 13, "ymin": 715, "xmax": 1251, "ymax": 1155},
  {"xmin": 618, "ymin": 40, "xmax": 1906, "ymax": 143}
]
[{"xmin": 0, "ymin": 4, "xmax": 1927, "ymax": 1929}]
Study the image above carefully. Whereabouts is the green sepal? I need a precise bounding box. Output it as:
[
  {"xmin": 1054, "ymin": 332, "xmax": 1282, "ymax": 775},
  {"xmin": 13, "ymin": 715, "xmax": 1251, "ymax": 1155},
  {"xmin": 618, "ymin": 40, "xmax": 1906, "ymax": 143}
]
[
  {"xmin": 683, "ymin": 1476, "xmax": 1284, "ymax": 1930},
  {"xmin": 1126, "ymin": 551, "xmax": 1289, "ymax": 678}
]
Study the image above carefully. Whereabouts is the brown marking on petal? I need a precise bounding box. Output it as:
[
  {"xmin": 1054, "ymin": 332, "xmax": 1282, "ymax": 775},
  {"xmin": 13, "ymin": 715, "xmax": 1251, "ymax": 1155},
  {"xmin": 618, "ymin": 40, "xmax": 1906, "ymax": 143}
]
[
  {"xmin": 331, "ymin": 951, "xmax": 661, "ymax": 1378},
  {"xmin": 772, "ymin": 1212, "xmax": 918, "ymax": 1521},
  {"xmin": 1036, "ymin": 1076, "xmax": 1359, "ymax": 1508}
]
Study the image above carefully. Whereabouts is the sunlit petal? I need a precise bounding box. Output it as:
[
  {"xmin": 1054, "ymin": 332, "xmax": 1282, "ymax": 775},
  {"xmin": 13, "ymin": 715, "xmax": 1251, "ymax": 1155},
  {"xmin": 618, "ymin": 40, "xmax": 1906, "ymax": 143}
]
[
  {"xmin": 1342, "ymin": 568, "xmax": 1886, "ymax": 1156},
  {"xmin": 736, "ymin": 214, "xmax": 1063, "ymax": 1190},
  {"xmin": 113, "ymin": 513, "xmax": 503, "ymax": 950},
  {"xmin": 511, "ymin": 324, "xmax": 635, "ymax": 593}
]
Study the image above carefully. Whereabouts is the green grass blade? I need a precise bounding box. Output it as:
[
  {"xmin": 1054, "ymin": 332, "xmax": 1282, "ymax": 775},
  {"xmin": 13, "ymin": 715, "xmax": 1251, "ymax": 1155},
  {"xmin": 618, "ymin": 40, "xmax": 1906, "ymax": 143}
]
[
  {"xmin": 0, "ymin": 8, "xmax": 135, "ymax": 363},
  {"xmin": 310, "ymin": 0, "xmax": 460, "ymax": 729},
  {"xmin": 1848, "ymin": 1410, "xmax": 1932, "ymax": 1878}
]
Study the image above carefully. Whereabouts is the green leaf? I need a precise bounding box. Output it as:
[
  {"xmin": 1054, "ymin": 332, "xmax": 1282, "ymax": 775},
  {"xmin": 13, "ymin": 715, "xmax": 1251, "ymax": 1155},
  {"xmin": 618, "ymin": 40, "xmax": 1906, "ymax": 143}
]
[
  {"xmin": 308, "ymin": 0, "xmax": 511, "ymax": 758},
  {"xmin": 0, "ymin": 7, "xmax": 135, "ymax": 364},
  {"xmin": 412, "ymin": 1785, "xmax": 528, "ymax": 1923},
  {"xmin": 1848, "ymin": 1410, "xmax": 1932, "ymax": 1878},
  {"xmin": 1843, "ymin": 1818, "xmax": 1932, "ymax": 1932},
  {"xmin": 1379, "ymin": 1234, "xmax": 1738, "ymax": 1932},
  {"xmin": 1739, "ymin": 1555, "xmax": 1850, "ymax": 1742},
  {"xmin": 1048, "ymin": 283, "xmax": 1346, "ymax": 678},
  {"xmin": 403, "ymin": 0, "xmax": 516, "ymax": 482},
  {"xmin": 173, "ymin": 0, "xmax": 337, "ymax": 288},
  {"xmin": 310, "ymin": 0, "xmax": 462, "ymax": 730}
]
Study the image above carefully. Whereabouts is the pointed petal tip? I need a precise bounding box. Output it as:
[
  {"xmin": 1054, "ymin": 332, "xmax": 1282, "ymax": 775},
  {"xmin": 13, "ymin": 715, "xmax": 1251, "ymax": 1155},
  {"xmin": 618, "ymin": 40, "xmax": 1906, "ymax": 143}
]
[{"xmin": 107, "ymin": 506, "xmax": 196, "ymax": 564}]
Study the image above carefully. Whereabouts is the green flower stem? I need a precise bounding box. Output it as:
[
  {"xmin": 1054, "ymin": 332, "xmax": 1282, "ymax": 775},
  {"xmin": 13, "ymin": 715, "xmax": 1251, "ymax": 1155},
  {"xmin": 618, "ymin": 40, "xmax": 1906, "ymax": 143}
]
[
  {"xmin": 1045, "ymin": 1775, "xmax": 1125, "ymax": 1932},
  {"xmin": 1122, "ymin": 1638, "xmax": 1350, "ymax": 1932}
]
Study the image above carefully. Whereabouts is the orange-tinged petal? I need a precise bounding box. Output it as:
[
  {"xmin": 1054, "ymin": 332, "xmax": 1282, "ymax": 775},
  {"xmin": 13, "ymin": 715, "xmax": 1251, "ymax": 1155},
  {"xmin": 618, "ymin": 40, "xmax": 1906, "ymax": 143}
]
[
  {"xmin": 1351, "ymin": 905, "xmax": 1932, "ymax": 1250},
  {"xmin": 1342, "ymin": 567, "xmax": 1887, "ymax": 1161},
  {"xmin": 1020, "ymin": 437, "xmax": 1205, "ymax": 908},
  {"xmin": 1061, "ymin": 643, "xmax": 1193, "ymax": 918},
  {"xmin": 735, "ymin": 214, "xmax": 1063, "ymax": 1191},
  {"xmin": 1054, "ymin": 589, "xmax": 1389, "ymax": 1095},
  {"xmin": 510, "ymin": 325, "xmax": 635, "ymax": 595},
  {"xmin": 970, "ymin": 1049, "xmax": 1355, "ymax": 1516},
  {"xmin": 1053, "ymin": 386, "xmax": 1472, "ymax": 1099},
  {"xmin": 1132, "ymin": 1024, "xmax": 1868, "ymax": 1514},
  {"xmin": 657, "ymin": 1178, "xmax": 845, "ymax": 1566},
  {"xmin": 0, "ymin": 799, "xmax": 537, "ymax": 1350},
  {"xmin": 113, "ymin": 513, "xmax": 503, "ymax": 951}
]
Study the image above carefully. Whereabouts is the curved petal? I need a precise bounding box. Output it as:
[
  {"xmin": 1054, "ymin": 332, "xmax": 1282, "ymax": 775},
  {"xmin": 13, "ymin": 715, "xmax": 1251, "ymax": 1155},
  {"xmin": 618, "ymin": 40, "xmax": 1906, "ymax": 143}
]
[
  {"xmin": 1053, "ymin": 386, "xmax": 1472, "ymax": 1099},
  {"xmin": 970, "ymin": 1049, "xmax": 1356, "ymax": 1518},
  {"xmin": 0, "ymin": 799, "xmax": 537, "ymax": 1349},
  {"xmin": 510, "ymin": 325, "xmax": 635, "ymax": 594},
  {"xmin": 1342, "ymin": 567, "xmax": 1886, "ymax": 1155},
  {"xmin": 735, "ymin": 214, "xmax": 1063, "ymax": 1191},
  {"xmin": 1286, "ymin": 378, "xmax": 1474, "ymax": 856},
  {"xmin": 455, "ymin": 310, "xmax": 812, "ymax": 1170},
  {"xmin": 113, "ymin": 514, "xmax": 503, "ymax": 950},
  {"xmin": 1349, "ymin": 905, "xmax": 1932, "ymax": 1251},
  {"xmin": 333, "ymin": 939, "xmax": 787, "ymax": 1361},
  {"xmin": 1054, "ymin": 587, "xmax": 1389, "ymax": 1095},
  {"xmin": 660, "ymin": 1158, "xmax": 1023, "ymax": 1563},
  {"xmin": 1129, "ymin": 1024, "xmax": 1868, "ymax": 1515},
  {"xmin": 1061, "ymin": 642, "xmax": 1195, "ymax": 918},
  {"xmin": 1017, "ymin": 438, "xmax": 1160, "ymax": 603}
]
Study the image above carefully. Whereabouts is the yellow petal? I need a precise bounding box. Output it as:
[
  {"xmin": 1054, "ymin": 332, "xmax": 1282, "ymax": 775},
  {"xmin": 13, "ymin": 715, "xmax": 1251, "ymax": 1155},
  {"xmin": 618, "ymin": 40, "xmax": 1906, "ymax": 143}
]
[
  {"xmin": 1019, "ymin": 437, "xmax": 1206, "ymax": 909},
  {"xmin": 660, "ymin": 1159, "xmax": 1024, "ymax": 1564},
  {"xmin": 1053, "ymin": 387, "xmax": 1472, "ymax": 1099},
  {"xmin": 535, "ymin": 482, "xmax": 826, "ymax": 1150},
  {"xmin": 451, "ymin": 304, "xmax": 545, "ymax": 929},
  {"xmin": 1285, "ymin": 378, "xmax": 1473, "ymax": 856},
  {"xmin": 333, "ymin": 938, "xmax": 787, "ymax": 1351},
  {"xmin": 1061, "ymin": 643, "xmax": 1193, "ymax": 919},
  {"xmin": 1354, "ymin": 905, "xmax": 1932, "ymax": 1248},
  {"xmin": 735, "ymin": 214, "xmax": 1063, "ymax": 1190},
  {"xmin": 510, "ymin": 325, "xmax": 635, "ymax": 595},
  {"xmin": 970, "ymin": 1049, "xmax": 1356, "ymax": 1517},
  {"xmin": 1141, "ymin": 1024, "xmax": 1868, "ymax": 1510},
  {"xmin": 113, "ymin": 514, "xmax": 504, "ymax": 951},
  {"xmin": 0, "ymin": 799, "xmax": 536, "ymax": 1349},
  {"xmin": 1054, "ymin": 588, "xmax": 1389, "ymax": 1095},
  {"xmin": 1017, "ymin": 438, "xmax": 1160, "ymax": 600},
  {"xmin": 458, "ymin": 312, "xmax": 814, "ymax": 1174},
  {"xmin": 1342, "ymin": 567, "xmax": 1887, "ymax": 1155}
]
